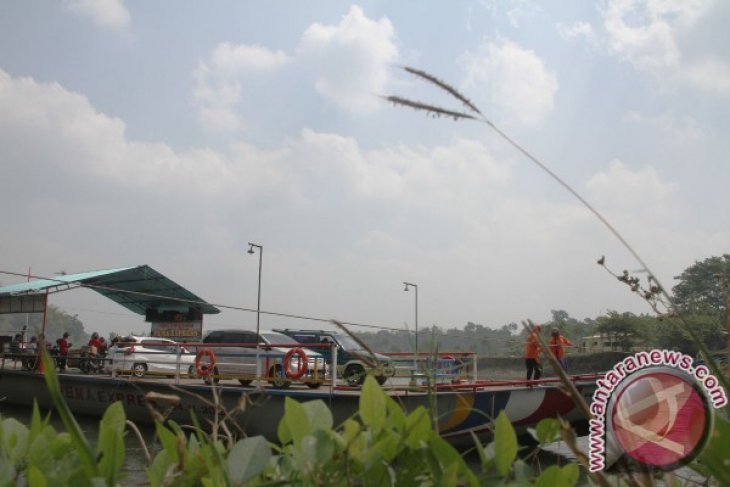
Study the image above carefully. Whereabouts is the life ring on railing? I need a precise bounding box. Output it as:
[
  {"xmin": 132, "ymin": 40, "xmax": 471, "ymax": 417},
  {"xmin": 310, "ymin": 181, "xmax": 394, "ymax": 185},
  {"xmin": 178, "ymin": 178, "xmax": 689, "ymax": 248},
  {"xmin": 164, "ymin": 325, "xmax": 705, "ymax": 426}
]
[
  {"xmin": 283, "ymin": 347, "xmax": 308, "ymax": 380},
  {"xmin": 195, "ymin": 349, "xmax": 216, "ymax": 377}
]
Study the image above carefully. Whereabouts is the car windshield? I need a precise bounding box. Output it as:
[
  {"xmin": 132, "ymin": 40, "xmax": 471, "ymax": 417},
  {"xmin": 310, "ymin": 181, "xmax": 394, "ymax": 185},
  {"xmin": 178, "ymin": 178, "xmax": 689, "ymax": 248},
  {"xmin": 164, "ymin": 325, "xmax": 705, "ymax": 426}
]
[
  {"xmin": 334, "ymin": 335, "xmax": 364, "ymax": 351},
  {"xmin": 260, "ymin": 332, "xmax": 298, "ymax": 345}
]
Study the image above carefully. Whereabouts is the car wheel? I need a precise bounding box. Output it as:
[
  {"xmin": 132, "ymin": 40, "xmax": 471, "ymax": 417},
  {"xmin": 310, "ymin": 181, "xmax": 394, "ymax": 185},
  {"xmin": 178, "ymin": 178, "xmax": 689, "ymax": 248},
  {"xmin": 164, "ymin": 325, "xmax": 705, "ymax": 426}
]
[
  {"xmin": 306, "ymin": 382, "xmax": 323, "ymax": 389},
  {"xmin": 132, "ymin": 363, "xmax": 147, "ymax": 378},
  {"xmin": 203, "ymin": 366, "xmax": 220, "ymax": 385},
  {"xmin": 344, "ymin": 364, "xmax": 365, "ymax": 386},
  {"xmin": 268, "ymin": 365, "xmax": 291, "ymax": 389},
  {"xmin": 238, "ymin": 379, "xmax": 253, "ymax": 387},
  {"xmin": 376, "ymin": 375, "xmax": 388, "ymax": 386}
]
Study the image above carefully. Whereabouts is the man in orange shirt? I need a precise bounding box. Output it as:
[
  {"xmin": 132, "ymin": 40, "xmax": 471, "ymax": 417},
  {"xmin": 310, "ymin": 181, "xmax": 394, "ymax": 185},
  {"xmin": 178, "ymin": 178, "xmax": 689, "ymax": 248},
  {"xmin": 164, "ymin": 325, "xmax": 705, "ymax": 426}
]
[
  {"xmin": 549, "ymin": 328, "xmax": 573, "ymax": 372},
  {"xmin": 524, "ymin": 324, "xmax": 542, "ymax": 380}
]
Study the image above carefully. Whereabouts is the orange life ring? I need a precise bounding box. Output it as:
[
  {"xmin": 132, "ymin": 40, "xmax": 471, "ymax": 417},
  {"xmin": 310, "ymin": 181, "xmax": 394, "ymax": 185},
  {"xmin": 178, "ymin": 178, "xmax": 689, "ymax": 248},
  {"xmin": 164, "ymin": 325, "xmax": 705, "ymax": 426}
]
[
  {"xmin": 283, "ymin": 347, "xmax": 308, "ymax": 380},
  {"xmin": 195, "ymin": 348, "xmax": 216, "ymax": 377}
]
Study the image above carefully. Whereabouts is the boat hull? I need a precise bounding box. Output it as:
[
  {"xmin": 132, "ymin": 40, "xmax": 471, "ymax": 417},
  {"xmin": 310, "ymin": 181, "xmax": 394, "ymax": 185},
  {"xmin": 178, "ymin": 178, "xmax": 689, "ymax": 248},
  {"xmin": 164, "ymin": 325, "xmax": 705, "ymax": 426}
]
[{"xmin": 0, "ymin": 369, "xmax": 596, "ymax": 446}]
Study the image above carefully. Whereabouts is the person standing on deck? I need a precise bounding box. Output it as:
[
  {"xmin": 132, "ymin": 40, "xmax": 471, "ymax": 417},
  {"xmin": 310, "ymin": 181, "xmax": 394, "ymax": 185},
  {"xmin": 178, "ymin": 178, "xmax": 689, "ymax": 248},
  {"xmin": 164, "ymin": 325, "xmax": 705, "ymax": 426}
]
[
  {"xmin": 524, "ymin": 324, "xmax": 543, "ymax": 381},
  {"xmin": 549, "ymin": 328, "xmax": 573, "ymax": 372},
  {"xmin": 56, "ymin": 332, "xmax": 71, "ymax": 371}
]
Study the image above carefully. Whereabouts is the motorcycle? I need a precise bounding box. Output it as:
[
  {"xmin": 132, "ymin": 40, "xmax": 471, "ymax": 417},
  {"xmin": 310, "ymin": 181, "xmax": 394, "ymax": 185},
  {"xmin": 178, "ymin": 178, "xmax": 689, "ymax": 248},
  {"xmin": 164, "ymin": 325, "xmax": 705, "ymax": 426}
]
[{"xmin": 78, "ymin": 347, "xmax": 106, "ymax": 374}]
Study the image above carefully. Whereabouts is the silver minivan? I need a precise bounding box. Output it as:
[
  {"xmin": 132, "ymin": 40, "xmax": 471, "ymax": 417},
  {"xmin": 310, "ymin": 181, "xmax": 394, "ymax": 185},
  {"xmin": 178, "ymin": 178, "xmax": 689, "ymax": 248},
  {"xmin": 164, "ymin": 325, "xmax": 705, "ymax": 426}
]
[{"xmin": 199, "ymin": 330, "xmax": 327, "ymax": 389}]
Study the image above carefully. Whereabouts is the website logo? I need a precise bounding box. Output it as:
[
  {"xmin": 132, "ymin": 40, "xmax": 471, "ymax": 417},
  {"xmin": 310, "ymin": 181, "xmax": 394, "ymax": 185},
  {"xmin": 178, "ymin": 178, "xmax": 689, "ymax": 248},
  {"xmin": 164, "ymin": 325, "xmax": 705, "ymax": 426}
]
[{"xmin": 589, "ymin": 350, "xmax": 727, "ymax": 472}]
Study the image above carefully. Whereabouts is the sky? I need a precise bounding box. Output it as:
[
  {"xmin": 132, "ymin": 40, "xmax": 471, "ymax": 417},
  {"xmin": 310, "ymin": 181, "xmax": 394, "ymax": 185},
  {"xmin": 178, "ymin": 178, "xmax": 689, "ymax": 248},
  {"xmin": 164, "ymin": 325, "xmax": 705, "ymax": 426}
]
[{"xmin": 1, "ymin": 1, "xmax": 729, "ymax": 339}]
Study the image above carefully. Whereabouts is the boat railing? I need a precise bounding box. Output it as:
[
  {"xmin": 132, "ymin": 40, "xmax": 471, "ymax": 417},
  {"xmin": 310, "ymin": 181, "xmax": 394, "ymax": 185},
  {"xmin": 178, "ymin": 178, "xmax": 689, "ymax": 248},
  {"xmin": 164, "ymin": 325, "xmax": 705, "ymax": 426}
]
[
  {"xmin": 182, "ymin": 341, "xmax": 332, "ymax": 388},
  {"xmin": 382, "ymin": 351, "xmax": 478, "ymax": 386}
]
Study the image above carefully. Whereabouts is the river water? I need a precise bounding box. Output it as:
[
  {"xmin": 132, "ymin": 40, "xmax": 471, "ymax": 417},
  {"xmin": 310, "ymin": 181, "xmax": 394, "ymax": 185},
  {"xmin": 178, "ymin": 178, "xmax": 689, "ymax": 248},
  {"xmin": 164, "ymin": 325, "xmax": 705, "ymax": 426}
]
[{"xmin": 0, "ymin": 402, "xmax": 151, "ymax": 485}]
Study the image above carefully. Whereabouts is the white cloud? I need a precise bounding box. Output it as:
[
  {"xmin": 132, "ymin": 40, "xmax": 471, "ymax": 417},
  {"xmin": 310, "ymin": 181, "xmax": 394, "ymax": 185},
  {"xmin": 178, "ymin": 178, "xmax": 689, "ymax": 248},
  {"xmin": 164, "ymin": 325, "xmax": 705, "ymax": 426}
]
[
  {"xmin": 586, "ymin": 159, "xmax": 679, "ymax": 217},
  {"xmin": 193, "ymin": 44, "xmax": 291, "ymax": 132},
  {"xmin": 683, "ymin": 57, "xmax": 730, "ymax": 95},
  {"xmin": 192, "ymin": 5, "xmax": 399, "ymax": 130},
  {"xmin": 624, "ymin": 111, "xmax": 704, "ymax": 141},
  {"xmin": 64, "ymin": 0, "xmax": 130, "ymax": 30},
  {"xmin": 296, "ymin": 5, "xmax": 399, "ymax": 113},
  {"xmin": 459, "ymin": 37, "xmax": 558, "ymax": 126},
  {"xmin": 0, "ymin": 69, "xmax": 509, "ymax": 215},
  {"xmin": 0, "ymin": 70, "xmax": 233, "ymax": 192},
  {"xmin": 597, "ymin": 0, "xmax": 730, "ymax": 94},
  {"xmin": 209, "ymin": 43, "xmax": 291, "ymax": 75},
  {"xmin": 557, "ymin": 21, "xmax": 595, "ymax": 41}
]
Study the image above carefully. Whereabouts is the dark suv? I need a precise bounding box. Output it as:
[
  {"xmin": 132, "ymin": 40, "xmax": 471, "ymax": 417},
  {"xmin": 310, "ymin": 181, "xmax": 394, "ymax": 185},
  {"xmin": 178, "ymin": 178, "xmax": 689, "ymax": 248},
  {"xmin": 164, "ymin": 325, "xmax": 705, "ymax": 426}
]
[
  {"xmin": 275, "ymin": 329, "xmax": 395, "ymax": 386},
  {"xmin": 200, "ymin": 329, "xmax": 327, "ymax": 388}
]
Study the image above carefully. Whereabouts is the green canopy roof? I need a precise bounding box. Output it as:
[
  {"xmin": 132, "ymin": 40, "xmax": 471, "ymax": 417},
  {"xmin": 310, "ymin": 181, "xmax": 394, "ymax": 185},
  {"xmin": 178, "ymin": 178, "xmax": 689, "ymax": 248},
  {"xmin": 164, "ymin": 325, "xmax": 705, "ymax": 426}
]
[{"xmin": 0, "ymin": 265, "xmax": 220, "ymax": 315}]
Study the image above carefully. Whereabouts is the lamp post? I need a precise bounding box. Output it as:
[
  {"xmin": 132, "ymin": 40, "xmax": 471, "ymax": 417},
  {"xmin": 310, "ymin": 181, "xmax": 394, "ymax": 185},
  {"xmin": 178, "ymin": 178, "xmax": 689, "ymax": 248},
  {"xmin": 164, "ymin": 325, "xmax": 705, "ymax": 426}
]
[
  {"xmin": 248, "ymin": 242, "xmax": 263, "ymax": 385},
  {"xmin": 403, "ymin": 282, "xmax": 418, "ymax": 356}
]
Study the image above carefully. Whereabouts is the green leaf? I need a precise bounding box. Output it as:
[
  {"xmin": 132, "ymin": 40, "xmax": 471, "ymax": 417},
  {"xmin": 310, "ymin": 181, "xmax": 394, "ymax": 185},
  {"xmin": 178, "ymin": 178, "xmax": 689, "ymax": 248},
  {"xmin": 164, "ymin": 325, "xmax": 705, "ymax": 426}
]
[
  {"xmin": 404, "ymin": 407, "xmax": 431, "ymax": 449},
  {"xmin": 146, "ymin": 450, "xmax": 174, "ymax": 487},
  {"xmin": 40, "ymin": 350, "xmax": 98, "ymax": 479},
  {"xmin": 493, "ymin": 411, "xmax": 518, "ymax": 476},
  {"xmin": 301, "ymin": 400, "xmax": 333, "ymax": 432},
  {"xmin": 226, "ymin": 435, "xmax": 271, "ymax": 486},
  {"xmin": 277, "ymin": 412, "xmax": 292, "ymax": 445},
  {"xmin": 697, "ymin": 414, "xmax": 730, "ymax": 486},
  {"xmin": 429, "ymin": 434, "xmax": 477, "ymax": 486},
  {"xmin": 284, "ymin": 397, "xmax": 311, "ymax": 447},
  {"xmin": 0, "ymin": 457, "xmax": 16, "ymax": 487},
  {"xmin": 29, "ymin": 401, "xmax": 50, "ymax": 443},
  {"xmin": 155, "ymin": 421, "xmax": 180, "ymax": 462},
  {"xmin": 534, "ymin": 464, "xmax": 578, "ymax": 487},
  {"xmin": 385, "ymin": 395, "xmax": 406, "ymax": 432},
  {"xmin": 531, "ymin": 418, "xmax": 560, "ymax": 444},
  {"xmin": 299, "ymin": 430, "xmax": 336, "ymax": 471},
  {"xmin": 560, "ymin": 463, "xmax": 579, "ymax": 486},
  {"xmin": 1, "ymin": 418, "xmax": 29, "ymax": 464},
  {"xmin": 97, "ymin": 401, "xmax": 126, "ymax": 485},
  {"xmin": 359, "ymin": 376, "xmax": 386, "ymax": 433},
  {"xmin": 26, "ymin": 465, "xmax": 47, "ymax": 487}
]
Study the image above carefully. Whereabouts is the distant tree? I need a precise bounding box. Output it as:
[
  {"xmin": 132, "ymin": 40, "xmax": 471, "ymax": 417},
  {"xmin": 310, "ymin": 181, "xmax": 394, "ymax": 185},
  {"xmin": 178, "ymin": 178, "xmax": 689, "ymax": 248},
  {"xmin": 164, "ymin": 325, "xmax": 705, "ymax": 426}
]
[
  {"xmin": 672, "ymin": 254, "xmax": 730, "ymax": 319},
  {"xmin": 0, "ymin": 305, "xmax": 87, "ymax": 345},
  {"xmin": 595, "ymin": 311, "xmax": 654, "ymax": 352},
  {"xmin": 656, "ymin": 314, "xmax": 725, "ymax": 355}
]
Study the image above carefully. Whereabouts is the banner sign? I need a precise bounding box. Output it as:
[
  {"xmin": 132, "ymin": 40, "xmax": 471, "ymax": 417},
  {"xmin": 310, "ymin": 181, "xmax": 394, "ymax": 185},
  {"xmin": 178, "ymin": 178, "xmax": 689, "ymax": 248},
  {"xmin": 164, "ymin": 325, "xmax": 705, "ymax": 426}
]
[{"xmin": 149, "ymin": 320, "xmax": 202, "ymax": 340}]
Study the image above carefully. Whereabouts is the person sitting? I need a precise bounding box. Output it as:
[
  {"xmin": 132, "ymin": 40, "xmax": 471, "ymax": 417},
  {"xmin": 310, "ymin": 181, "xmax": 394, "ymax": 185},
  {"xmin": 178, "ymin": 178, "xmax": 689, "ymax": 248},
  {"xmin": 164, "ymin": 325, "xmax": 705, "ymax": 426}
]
[
  {"xmin": 88, "ymin": 332, "xmax": 103, "ymax": 353},
  {"xmin": 10, "ymin": 333, "xmax": 23, "ymax": 354},
  {"xmin": 88, "ymin": 332, "xmax": 105, "ymax": 370},
  {"xmin": 22, "ymin": 336, "xmax": 39, "ymax": 371}
]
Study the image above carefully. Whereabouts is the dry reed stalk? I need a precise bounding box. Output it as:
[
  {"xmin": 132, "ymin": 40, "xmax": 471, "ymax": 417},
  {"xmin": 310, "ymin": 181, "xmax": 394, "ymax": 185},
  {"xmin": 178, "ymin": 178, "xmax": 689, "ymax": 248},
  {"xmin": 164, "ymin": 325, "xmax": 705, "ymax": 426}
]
[
  {"xmin": 332, "ymin": 319, "xmax": 381, "ymax": 367},
  {"xmin": 389, "ymin": 65, "xmax": 730, "ymax": 409},
  {"xmin": 401, "ymin": 66, "xmax": 482, "ymax": 115}
]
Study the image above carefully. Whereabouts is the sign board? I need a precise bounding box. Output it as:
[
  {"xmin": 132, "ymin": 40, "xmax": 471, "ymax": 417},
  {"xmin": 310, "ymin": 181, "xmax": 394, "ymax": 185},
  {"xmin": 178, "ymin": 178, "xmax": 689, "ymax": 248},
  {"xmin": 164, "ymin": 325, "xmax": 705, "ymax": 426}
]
[
  {"xmin": 0, "ymin": 295, "xmax": 46, "ymax": 314},
  {"xmin": 149, "ymin": 320, "xmax": 202, "ymax": 341}
]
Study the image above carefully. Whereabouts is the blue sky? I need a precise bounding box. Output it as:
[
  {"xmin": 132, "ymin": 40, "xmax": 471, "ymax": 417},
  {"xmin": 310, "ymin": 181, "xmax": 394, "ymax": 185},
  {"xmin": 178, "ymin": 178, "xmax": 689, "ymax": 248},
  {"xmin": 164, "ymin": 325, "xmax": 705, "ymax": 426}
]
[{"xmin": 1, "ymin": 1, "xmax": 728, "ymax": 338}]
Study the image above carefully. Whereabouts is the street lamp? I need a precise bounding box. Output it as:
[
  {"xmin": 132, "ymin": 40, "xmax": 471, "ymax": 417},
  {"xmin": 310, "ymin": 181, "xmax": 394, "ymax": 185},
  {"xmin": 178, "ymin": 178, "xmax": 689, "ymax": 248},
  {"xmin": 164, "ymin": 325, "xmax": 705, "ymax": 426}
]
[
  {"xmin": 403, "ymin": 282, "xmax": 418, "ymax": 356},
  {"xmin": 248, "ymin": 242, "xmax": 263, "ymax": 385}
]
